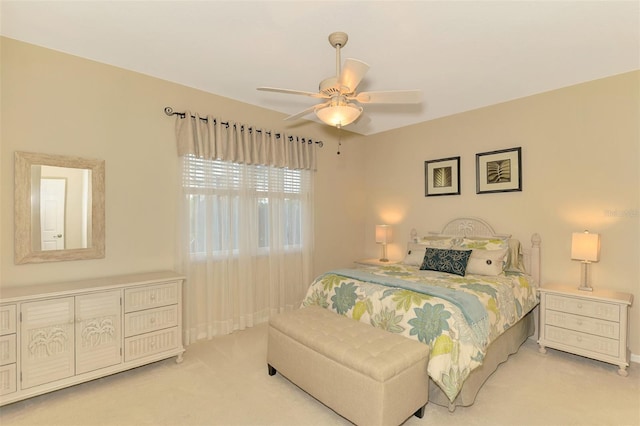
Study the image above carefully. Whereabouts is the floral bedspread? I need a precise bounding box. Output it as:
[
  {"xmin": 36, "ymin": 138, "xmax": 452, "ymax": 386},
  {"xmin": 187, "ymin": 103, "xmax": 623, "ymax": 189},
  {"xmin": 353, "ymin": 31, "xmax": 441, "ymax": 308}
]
[{"xmin": 301, "ymin": 264, "xmax": 539, "ymax": 402}]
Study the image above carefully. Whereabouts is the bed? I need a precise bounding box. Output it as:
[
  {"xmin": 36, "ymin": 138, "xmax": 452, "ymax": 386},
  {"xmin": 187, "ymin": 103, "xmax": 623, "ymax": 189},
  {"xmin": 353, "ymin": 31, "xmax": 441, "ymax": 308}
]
[{"xmin": 301, "ymin": 217, "xmax": 541, "ymax": 411}]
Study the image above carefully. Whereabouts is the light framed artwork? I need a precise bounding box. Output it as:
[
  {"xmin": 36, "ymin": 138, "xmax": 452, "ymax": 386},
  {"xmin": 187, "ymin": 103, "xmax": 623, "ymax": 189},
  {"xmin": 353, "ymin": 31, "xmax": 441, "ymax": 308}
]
[
  {"xmin": 425, "ymin": 156, "xmax": 460, "ymax": 197},
  {"xmin": 476, "ymin": 147, "xmax": 522, "ymax": 194}
]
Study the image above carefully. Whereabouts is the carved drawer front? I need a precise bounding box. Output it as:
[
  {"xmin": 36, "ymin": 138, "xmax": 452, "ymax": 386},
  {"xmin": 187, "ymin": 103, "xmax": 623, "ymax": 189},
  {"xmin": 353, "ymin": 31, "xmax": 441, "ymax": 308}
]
[
  {"xmin": 124, "ymin": 282, "xmax": 178, "ymax": 313},
  {"xmin": 0, "ymin": 305, "xmax": 17, "ymax": 336},
  {"xmin": 545, "ymin": 325, "xmax": 619, "ymax": 357},
  {"xmin": 545, "ymin": 310, "xmax": 619, "ymax": 339},
  {"xmin": 124, "ymin": 327, "xmax": 179, "ymax": 362},
  {"xmin": 546, "ymin": 295, "xmax": 619, "ymax": 321},
  {"xmin": 0, "ymin": 335, "xmax": 17, "ymax": 366},
  {"xmin": 0, "ymin": 364, "xmax": 16, "ymax": 396},
  {"xmin": 124, "ymin": 305, "xmax": 178, "ymax": 338}
]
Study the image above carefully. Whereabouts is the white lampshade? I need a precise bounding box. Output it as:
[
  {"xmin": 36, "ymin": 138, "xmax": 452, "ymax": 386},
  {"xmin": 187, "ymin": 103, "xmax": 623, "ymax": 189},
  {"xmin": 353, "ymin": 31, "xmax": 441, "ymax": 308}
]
[
  {"xmin": 315, "ymin": 102, "xmax": 362, "ymax": 127},
  {"xmin": 571, "ymin": 231, "xmax": 600, "ymax": 262},
  {"xmin": 375, "ymin": 225, "xmax": 392, "ymax": 244}
]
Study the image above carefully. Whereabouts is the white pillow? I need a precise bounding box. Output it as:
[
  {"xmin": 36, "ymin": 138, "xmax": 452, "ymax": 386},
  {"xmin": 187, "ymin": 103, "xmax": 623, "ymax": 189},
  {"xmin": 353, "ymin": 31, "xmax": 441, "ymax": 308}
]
[
  {"xmin": 457, "ymin": 236, "xmax": 510, "ymax": 251},
  {"xmin": 403, "ymin": 244, "xmax": 428, "ymax": 266},
  {"xmin": 419, "ymin": 236, "xmax": 456, "ymax": 247},
  {"xmin": 403, "ymin": 237, "xmax": 454, "ymax": 266},
  {"xmin": 465, "ymin": 248, "xmax": 508, "ymax": 276}
]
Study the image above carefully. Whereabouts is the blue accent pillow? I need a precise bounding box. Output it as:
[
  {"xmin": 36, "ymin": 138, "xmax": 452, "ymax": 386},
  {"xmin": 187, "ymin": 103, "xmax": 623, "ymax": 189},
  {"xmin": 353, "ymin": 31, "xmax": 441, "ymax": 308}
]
[{"xmin": 420, "ymin": 248, "xmax": 472, "ymax": 276}]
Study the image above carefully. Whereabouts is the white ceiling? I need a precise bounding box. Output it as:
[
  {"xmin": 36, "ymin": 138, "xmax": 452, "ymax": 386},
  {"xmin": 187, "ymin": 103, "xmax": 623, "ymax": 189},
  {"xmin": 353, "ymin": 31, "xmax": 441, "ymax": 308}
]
[{"xmin": 2, "ymin": 1, "xmax": 638, "ymax": 136}]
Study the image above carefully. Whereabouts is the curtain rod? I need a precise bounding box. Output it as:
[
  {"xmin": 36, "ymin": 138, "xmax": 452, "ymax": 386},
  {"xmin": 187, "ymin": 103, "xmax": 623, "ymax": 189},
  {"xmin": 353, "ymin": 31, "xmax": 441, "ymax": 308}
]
[{"xmin": 164, "ymin": 107, "xmax": 323, "ymax": 147}]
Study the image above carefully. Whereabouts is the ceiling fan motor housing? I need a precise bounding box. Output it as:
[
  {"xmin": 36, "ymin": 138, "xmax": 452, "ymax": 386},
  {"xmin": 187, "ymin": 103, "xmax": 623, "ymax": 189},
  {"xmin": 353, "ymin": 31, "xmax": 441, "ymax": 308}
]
[{"xmin": 319, "ymin": 77, "xmax": 348, "ymax": 97}]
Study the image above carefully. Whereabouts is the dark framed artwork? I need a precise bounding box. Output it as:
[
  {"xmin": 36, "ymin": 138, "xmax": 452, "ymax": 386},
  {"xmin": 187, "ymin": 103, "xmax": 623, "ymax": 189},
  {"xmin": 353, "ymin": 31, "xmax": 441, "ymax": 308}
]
[
  {"xmin": 476, "ymin": 147, "xmax": 522, "ymax": 194},
  {"xmin": 425, "ymin": 156, "xmax": 460, "ymax": 196}
]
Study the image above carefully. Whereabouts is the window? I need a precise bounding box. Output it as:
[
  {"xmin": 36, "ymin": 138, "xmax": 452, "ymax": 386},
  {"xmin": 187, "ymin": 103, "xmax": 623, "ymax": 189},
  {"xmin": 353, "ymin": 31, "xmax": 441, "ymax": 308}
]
[{"xmin": 182, "ymin": 155, "xmax": 309, "ymax": 256}]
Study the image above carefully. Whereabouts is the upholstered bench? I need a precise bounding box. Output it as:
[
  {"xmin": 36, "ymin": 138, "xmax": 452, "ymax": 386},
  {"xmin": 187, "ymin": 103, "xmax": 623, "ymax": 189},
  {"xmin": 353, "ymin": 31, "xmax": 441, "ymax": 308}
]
[{"xmin": 267, "ymin": 306, "xmax": 430, "ymax": 426}]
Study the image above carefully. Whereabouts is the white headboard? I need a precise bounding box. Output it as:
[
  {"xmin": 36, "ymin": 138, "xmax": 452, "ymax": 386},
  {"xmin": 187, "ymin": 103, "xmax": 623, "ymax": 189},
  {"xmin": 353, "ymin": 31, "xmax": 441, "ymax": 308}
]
[
  {"xmin": 439, "ymin": 217, "xmax": 506, "ymax": 238},
  {"xmin": 412, "ymin": 217, "xmax": 541, "ymax": 285}
]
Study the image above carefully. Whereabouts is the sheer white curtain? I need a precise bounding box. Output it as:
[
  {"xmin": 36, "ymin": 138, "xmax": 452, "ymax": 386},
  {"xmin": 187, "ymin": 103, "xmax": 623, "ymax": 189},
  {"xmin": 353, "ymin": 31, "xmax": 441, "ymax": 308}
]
[{"xmin": 174, "ymin": 112, "xmax": 316, "ymax": 344}]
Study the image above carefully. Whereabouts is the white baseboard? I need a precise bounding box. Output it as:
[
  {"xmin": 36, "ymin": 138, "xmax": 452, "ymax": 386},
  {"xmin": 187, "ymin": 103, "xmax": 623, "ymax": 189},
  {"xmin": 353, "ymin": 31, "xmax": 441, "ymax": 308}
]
[{"xmin": 631, "ymin": 353, "xmax": 640, "ymax": 364}]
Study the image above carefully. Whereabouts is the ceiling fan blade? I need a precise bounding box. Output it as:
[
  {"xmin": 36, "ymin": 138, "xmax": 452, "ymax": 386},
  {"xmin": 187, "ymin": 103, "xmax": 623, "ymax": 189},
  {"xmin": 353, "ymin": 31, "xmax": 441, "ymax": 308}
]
[
  {"xmin": 353, "ymin": 90, "xmax": 422, "ymax": 104},
  {"xmin": 283, "ymin": 102, "xmax": 329, "ymax": 121},
  {"xmin": 337, "ymin": 58, "xmax": 369, "ymax": 92},
  {"xmin": 257, "ymin": 87, "xmax": 329, "ymax": 99}
]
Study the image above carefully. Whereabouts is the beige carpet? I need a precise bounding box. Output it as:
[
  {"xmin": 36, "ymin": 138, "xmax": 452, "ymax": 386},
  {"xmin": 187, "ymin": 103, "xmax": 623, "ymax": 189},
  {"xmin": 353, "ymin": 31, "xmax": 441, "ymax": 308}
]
[{"xmin": 1, "ymin": 322, "xmax": 638, "ymax": 426}]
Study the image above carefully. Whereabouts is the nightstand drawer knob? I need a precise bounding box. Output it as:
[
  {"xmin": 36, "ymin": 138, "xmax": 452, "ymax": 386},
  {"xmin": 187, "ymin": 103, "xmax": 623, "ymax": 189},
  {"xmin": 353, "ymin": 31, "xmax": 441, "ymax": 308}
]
[{"xmin": 577, "ymin": 303, "xmax": 583, "ymax": 309}]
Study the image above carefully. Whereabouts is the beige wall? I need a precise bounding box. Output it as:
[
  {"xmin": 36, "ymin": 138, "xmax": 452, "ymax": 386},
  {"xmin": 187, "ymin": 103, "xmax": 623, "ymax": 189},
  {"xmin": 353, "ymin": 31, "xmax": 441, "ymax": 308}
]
[
  {"xmin": 0, "ymin": 37, "xmax": 365, "ymax": 287},
  {"xmin": 2, "ymin": 38, "xmax": 638, "ymax": 356},
  {"xmin": 360, "ymin": 71, "xmax": 640, "ymax": 355}
]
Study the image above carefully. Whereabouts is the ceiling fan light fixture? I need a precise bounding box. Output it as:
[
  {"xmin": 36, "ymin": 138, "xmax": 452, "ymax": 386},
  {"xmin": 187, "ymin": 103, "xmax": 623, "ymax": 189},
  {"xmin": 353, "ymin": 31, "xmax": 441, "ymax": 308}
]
[{"xmin": 315, "ymin": 102, "xmax": 362, "ymax": 127}]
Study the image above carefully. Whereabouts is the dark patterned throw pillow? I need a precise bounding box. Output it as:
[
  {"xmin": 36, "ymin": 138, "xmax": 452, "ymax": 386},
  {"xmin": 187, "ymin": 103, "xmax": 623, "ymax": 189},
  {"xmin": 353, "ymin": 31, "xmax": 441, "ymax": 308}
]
[{"xmin": 419, "ymin": 248, "xmax": 472, "ymax": 276}]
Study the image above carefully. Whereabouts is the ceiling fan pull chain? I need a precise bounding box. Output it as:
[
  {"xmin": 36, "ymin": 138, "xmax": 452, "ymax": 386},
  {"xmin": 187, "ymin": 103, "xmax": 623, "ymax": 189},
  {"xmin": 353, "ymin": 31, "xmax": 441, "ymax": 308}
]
[{"xmin": 337, "ymin": 125, "xmax": 342, "ymax": 155}]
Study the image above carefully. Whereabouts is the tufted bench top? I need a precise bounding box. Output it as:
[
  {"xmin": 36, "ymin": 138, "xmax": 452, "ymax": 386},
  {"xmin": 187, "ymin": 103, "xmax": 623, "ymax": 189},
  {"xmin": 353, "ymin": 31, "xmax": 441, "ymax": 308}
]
[{"xmin": 269, "ymin": 306, "xmax": 429, "ymax": 382}]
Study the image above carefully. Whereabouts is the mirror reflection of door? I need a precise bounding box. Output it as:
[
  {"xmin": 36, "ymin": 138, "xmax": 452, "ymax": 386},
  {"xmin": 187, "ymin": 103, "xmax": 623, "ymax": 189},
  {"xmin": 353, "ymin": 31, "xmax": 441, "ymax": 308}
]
[{"xmin": 40, "ymin": 178, "xmax": 66, "ymax": 250}]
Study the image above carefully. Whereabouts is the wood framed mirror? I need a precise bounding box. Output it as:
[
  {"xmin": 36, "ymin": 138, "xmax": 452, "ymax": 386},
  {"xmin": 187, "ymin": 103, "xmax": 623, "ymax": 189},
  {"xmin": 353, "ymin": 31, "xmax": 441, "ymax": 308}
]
[{"xmin": 14, "ymin": 151, "xmax": 105, "ymax": 264}]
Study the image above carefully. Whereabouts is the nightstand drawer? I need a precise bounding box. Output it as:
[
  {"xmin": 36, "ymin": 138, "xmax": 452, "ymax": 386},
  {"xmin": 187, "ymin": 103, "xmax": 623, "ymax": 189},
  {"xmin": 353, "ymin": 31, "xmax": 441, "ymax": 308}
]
[
  {"xmin": 546, "ymin": 294, "xmax": 619, "ymax": 321},
  {"xmin": 124, "ymin": 305, "xmax": 178, "ymax": 337},
  {"xmin": 545, "ymin": 310, "xmax": 619, "ymax": 339},
  {"xmin": 544, "ymin": 325, "xmax": 619, "ymax": 357}
]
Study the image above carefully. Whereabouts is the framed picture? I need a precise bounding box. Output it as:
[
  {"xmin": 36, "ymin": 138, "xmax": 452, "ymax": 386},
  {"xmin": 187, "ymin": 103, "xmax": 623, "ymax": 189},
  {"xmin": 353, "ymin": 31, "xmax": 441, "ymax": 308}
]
[
  {"xmin": 425, "ymin": 156, "xmax": 460, "ymax": 196},
  {"xmin": 476, "ymin": 147, "xmax": 522, "ymax": 194}
]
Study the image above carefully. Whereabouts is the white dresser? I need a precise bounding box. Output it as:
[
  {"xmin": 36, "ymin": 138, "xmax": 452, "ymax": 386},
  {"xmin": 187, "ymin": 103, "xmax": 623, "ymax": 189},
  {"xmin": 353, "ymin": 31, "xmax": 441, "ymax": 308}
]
[
  {"xmin": 537, "ymin": 284, "xmax": 633, "ymax": 376},
  {"xmin": 0, "ymin": 271, "xmax": 185, "ymax": 406}
]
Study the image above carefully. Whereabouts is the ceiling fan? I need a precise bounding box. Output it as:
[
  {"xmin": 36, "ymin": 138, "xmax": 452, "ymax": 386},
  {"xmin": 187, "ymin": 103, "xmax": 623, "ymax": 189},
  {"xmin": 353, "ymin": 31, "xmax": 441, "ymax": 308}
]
[{"xmin": 257, "ymin": 32, "xmax": 422, "ymax": 128}]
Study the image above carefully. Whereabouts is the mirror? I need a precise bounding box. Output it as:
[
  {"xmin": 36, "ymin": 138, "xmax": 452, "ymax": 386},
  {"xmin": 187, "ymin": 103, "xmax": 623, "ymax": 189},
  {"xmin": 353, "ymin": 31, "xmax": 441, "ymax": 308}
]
[{"xmin": 15, "ymin": 151, "xmax": 105, "ymax": 264}]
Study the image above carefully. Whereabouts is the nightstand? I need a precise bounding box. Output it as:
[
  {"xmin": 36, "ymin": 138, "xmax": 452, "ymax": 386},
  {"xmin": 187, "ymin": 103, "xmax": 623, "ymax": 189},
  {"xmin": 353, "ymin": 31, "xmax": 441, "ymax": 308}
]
[
  {"xmin": 355, "ymin": 259, "xmax": 400, "ymax": 266},
  {"xmin": 537, "ymin": 284, "xmax": 633, "ymax": 376}
]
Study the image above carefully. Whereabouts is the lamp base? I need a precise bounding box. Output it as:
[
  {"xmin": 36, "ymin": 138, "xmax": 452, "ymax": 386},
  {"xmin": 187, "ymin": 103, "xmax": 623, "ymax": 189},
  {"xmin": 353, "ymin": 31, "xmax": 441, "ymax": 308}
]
[
  {"xmin": 378, "ymin": 243, "xmax": 388, "ymax": 264},
  {"xmin": 578, "ymin": 261, "xmax": 594, "ymax": 291}
]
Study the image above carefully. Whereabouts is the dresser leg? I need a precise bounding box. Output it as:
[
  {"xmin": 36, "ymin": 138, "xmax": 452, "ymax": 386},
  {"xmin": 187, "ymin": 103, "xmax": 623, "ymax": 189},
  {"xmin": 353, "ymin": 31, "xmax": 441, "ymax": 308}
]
[
  {"xmin": 175, "ymin": 353, "xmax": 184, "ymax": 364},
  {"xmin": 538, "ymin": 344, "xmax": 547, "ymax": 354},
  {"xmin": 618, "ymin": 366, "xmax": 628, "ymax": 377}
]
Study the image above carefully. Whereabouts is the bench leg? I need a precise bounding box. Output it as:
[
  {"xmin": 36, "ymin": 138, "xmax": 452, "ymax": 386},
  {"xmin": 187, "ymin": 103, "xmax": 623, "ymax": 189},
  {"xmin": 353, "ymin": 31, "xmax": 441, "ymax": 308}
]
[
  {"xmin": 267, "ymin": 364, "xmax": 277, "ymax": 376},
  {"xmin": 414, "ymin": 404, "xmax": 426, "ymax": 419}
]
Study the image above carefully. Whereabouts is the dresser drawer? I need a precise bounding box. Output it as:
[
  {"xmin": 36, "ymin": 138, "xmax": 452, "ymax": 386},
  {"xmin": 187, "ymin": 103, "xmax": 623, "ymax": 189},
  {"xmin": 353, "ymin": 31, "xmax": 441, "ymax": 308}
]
[
  {"xmin": 124, "ymin": 327, "xmax": 179, "ymax": 362},
  {"xmin": 124, "ymin": 305, "xmax": 178, "ymax": 337},
  {"xmin": 544, "ymin": 325, "xmax": 620, "ymax": 357},
  {"xmin": 0, "ymin": 305, "xmax": 16, "ymax": 336},
  {"xmin": 124, "ymin": 282, "xmax": 179, "ymax": 313},
  {"xmin": 546, "ymin": 294, "xmax": 619, "ymax": 321},
  {"xmin": 0, "ymin": 364, "xmax": 16, "ymax": 396},
  {"xmin": 545, "ymin": 310, "xmax": 619, "ymax": 339},
  {"xmin": 0, "ymin": 335, "xmax": 16, "ymax": 366}
]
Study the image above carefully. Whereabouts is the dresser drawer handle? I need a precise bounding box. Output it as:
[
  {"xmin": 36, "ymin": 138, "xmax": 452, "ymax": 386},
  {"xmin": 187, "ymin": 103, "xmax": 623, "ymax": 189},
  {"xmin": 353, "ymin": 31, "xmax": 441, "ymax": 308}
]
[
  {"xmin": 577, "ymin": 303, "xmax": 583, "ymax": 309},
  {"xmin": 576, "ymin": 336, "xmax": 582, "ymax": 342},
  {"xmin": 150, "ymin": 318, "xmax": 156, "ymax": 324}
]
